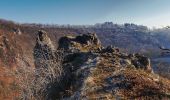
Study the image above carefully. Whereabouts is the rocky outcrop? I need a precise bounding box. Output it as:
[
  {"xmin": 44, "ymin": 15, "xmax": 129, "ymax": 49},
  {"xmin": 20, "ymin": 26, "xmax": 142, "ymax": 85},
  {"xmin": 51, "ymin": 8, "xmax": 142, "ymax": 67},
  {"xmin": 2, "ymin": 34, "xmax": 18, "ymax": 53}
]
[
  {"xmin": 32, "ymin": 31, "xmax": 170, "ymax": 99},
  {"xmin": 33, "ymin": 30, "xmax": 57, "ymax": 68},
  {"xmin": 99, "ymin": 45, "xmax": 152, "ymax": 72},
  {"xmin": 61, "ymin": 43, "xmax": 169, "ymax": 99},
  {"xmin": 119, "ymin": 53, "xmax": 152, "ymax": 72},
  {"xmin": 59, "ymin": 33, "xmax": 170, "ymax": 99},
  {"xmin": 33, "ymin": 30, "xmax": 64, "ymax": 88},
  {"xmin": 129, "ymin": 53, "xmax": 151, "ymax": 72},
  {"xmin": 33, "ymin": 30, "xmax": 67, "ymax": 99},
  {"xmin": 58, "ymin": 33, "xmax": 102, "ymax": 52}
]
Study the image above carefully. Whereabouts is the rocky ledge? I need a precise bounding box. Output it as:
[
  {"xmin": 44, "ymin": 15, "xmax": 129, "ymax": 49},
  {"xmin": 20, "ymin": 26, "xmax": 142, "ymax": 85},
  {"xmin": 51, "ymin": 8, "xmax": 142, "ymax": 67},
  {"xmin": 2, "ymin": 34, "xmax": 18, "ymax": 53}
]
[{"xmin": 34, "ymin": 30, "xmax": 170, "ymax": 99}]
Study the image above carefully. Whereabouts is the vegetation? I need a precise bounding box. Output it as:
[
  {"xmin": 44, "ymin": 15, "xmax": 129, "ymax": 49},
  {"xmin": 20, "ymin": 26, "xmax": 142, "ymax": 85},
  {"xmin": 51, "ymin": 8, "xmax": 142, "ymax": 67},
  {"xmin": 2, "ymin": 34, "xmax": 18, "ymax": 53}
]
[{"xmin": 0, "ymin": 19, "xmax": 170, "ymax": 99}]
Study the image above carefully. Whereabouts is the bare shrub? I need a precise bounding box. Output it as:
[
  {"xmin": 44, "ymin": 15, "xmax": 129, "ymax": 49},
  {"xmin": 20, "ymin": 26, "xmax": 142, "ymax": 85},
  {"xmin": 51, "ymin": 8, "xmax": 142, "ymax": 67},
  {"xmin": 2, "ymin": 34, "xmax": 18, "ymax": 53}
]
[{"xmin": 7, "ymin": 50, "xmax": 64, "ymax": 100}]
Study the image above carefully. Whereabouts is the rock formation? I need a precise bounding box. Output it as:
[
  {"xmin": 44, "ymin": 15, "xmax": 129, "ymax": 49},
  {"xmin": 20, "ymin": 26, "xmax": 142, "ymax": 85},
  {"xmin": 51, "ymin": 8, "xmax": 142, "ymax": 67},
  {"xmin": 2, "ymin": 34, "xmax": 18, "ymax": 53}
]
[
  {"xmin": 33, "ymin": 30, "xmax": 170, "ymax": 99},
  {"xmin": 119, "ymin": 53, "xmax": 152, "ymax": 72},
  {"xmin": 58, "ymin": 33, "xmax": 101, "ymax": 52},
  {"xmin": 33, "ymin": 30, "xmax": 63, "ymax": 83},
  {"xmin": 34, "ymin": 30, "xmax": 57, "ymax": 68},
  {"xmin": 129, "ymin": 53, "xmax": 151, "ymax": 72},
  {"xmin": 33, "ymin": 30, "xmax": 66, "ymax": 99}
]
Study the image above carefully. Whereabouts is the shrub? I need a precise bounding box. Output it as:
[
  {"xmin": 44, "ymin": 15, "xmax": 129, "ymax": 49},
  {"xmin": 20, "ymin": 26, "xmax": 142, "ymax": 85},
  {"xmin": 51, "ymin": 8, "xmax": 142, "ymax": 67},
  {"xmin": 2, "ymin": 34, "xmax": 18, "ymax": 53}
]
[{"xmin": 7, "ymin": 50, "xmax": 64, "ymax": 100}]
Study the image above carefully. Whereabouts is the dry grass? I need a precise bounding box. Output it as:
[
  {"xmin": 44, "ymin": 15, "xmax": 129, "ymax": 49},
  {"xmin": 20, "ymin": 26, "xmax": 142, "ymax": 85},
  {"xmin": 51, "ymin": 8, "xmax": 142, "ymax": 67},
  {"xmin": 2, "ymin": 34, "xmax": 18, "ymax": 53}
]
[
  {"xmin": 0, "ymin": 67, "xmax": 19, "ymax": 100},
  {"xmin": 78, "ymin": 53, "xmax": 170, "ymax": 99},
  {"xmin": 1, "ymin": 50, "xmax": 64, "ymax": 100},
  {"xmin": 116, "ymin": 68, "xmax": 170, "ymax": 99}
]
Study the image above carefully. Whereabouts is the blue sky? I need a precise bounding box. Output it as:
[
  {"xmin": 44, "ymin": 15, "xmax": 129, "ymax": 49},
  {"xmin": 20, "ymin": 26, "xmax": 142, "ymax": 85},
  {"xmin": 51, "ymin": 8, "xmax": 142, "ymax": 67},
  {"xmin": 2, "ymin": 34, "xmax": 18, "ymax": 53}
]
[{"xmin": 0, "ymin": 0, "xmax": 170, "ymax": 27}]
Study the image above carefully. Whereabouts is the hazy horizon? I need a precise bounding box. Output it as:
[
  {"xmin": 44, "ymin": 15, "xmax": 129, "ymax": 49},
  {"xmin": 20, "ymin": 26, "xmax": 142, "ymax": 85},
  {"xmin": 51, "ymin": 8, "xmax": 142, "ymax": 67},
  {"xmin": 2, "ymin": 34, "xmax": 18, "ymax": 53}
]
[{"xmin": 1, "ymin": 0, "xmax": 170, "ymax": 28}]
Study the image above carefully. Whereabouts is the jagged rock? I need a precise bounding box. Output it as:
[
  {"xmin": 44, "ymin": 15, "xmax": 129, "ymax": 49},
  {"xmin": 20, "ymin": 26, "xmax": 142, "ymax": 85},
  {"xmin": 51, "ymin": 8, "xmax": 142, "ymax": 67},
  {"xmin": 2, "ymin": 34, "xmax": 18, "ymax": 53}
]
[
  {"xmin": 58, "ymin": 33, "xmax": 101, "ymax": 52},
  {"xmin": 34, "ymin": 30, "xmax": 55, "ymax": 62},
  {"xmin": 118, "ymin": 53, "xmax": 152, "ymax": 72},
  {"xmin": 33, "ymin": 30, "xmax": 66, "ymax": 99},
  {"xmin": 128, "ymin": 53, "xmax": 152, "ymax": 72},
  {"xmin": 33, "ymin": 30, "xmax": 63, "ymax": 75},
  {"xmin": 61, "ymin": 42, "xmax": 168, "ymax": 99},
  {"xmin": 32, "ymin": 32, "xmax": 170, "ymax": 99}
]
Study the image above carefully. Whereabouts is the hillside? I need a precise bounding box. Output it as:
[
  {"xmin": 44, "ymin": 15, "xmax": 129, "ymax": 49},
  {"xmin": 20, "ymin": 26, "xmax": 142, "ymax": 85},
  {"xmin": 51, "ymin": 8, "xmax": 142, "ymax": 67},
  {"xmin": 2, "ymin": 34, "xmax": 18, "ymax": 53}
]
[
  {"xmin": 29, "ymin": 31, "xmax": 170, "ymax": 99},
  {"xmin": 1, "ymin": 19, "xmax": 170, "ymax": 56},
  {"xmin": 0, "ymin": 19, "xmax": 170, "ymax": 99},
  {"xmin": 56, "ymin": 32, "xmax": 170, "ymax": 99}
]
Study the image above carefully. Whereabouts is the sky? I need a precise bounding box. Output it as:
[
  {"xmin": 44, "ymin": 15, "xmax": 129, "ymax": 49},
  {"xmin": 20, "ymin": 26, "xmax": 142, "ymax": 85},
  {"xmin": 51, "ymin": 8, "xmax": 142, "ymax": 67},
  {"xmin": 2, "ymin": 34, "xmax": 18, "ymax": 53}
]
[{"xmin": 0, "ymin": 0, "xmax": 170, "ymax": 28}]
